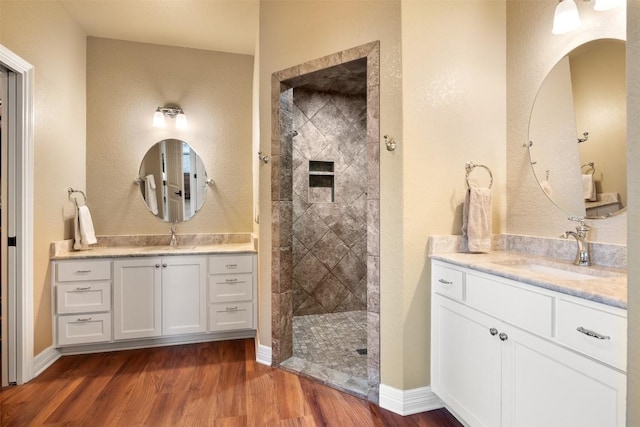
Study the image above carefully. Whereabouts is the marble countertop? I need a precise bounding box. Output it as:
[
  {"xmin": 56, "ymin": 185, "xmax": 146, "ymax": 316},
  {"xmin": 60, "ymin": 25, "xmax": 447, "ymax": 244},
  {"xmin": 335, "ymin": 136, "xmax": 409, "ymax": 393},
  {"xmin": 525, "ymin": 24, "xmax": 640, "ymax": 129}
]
[
  {"xmin": 430, "ymin": 251, "xmax": 627, "ymax": 309},
  {"xmin": 51, "ymin": 242, "xmax": 256, "ymax": 260}
]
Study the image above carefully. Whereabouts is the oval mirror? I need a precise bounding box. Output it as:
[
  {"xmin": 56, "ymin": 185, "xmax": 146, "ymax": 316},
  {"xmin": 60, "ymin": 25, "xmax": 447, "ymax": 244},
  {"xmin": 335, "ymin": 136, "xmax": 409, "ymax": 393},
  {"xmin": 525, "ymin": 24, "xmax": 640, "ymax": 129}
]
[
  {"xmin": 527, "ymin": 39, "xmax": 626, "ymax": 219},
  {"xmin": 138, "ymin": 139, "xmax": 208, "ymax": 222}
]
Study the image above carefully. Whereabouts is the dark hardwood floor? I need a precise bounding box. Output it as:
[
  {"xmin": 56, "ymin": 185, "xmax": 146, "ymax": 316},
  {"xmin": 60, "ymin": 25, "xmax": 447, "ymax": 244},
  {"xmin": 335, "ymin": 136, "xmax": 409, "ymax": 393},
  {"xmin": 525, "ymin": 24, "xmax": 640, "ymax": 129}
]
[{"xmin": 0, "ymin": 339, "xmax": 461, "ymax": 426}]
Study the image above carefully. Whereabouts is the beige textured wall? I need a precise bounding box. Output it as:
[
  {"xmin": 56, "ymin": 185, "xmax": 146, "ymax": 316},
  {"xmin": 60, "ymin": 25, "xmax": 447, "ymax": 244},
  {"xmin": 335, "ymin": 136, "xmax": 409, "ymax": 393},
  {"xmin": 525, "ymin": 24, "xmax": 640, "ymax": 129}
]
[
  {"xmin": 506, "ymin": 0, "xmax": 626, "ymax": 243},
  {"xmin": 401, "ymin": 1, "xmax": 506, "ymax": 388},
  {"xmin": 626, "ymin": 2, "xmax": 639, "ymax": 425},
  {"xmin": 87, "ymin": 37, "xmax": 254, "ymax": 236},
  {"xmin": 258, "ymin": 0, "xmax": 405, "ymax": 385},
  {"xmin": 0, "ymin": 1, "xmax": 87, "ymax": 354}
]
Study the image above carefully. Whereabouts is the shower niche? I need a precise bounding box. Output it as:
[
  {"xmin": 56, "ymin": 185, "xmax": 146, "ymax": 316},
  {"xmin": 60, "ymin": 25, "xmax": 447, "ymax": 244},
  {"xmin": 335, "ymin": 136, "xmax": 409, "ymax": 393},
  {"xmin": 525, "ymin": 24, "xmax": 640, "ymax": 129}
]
[{"xmin": 308, "ymin": 160, "xmax": 335, "ymax": 203}]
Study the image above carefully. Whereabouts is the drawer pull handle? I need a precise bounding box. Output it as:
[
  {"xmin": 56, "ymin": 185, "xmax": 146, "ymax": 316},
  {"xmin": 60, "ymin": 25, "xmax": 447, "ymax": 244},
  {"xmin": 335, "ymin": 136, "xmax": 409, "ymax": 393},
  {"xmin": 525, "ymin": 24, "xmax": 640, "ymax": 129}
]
[
  {"xmin": 438, "ymin": 278, "xmax": 453, "ymax": 285},
  {"xmin": 74, "ymin": 286, "xmax": 92, "ymax": 291},
  {"xmin": 225, "ymin": 278, "xmax": 238, "ymax": 283},
  {"xmin": 76, "ymin": 317, "xmax": 92, "ymax": 322},
  {"xmin": 499, "ymin": 332, "xmax": 508, "ymax": 342},
  {"xmin": 226, "ymin": 264, "xmax": 238, "ymax": 269},
  {"xmin": 226, "ymin": 306, "xmax": 239, "ymax": 312},
  {"xmin": 76, "ymin": 270, "xmax": 92, "ymax": 274},
  {"xmin": 577, "ymin": 326, "xmax": 610, "ymax": 340},
  {"xmin": 489, "ymin": 328, "xmax": 498, "ymax": 336}
]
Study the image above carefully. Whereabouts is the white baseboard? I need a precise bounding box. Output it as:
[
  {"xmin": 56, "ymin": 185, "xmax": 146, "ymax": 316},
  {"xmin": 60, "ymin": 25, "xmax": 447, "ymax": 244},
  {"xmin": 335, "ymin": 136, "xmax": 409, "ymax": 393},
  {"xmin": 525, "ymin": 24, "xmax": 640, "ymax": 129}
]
[
  {"xmin": 256, "ymin": 344, "xmax": 272, "ymax": 366},
  {"xmin": 32, "ymin": 346, "xmax": 61, "ymax": 378},
  {"xmin": 379, "ymin": 384, "xmax": 444, "ymax": 416}
]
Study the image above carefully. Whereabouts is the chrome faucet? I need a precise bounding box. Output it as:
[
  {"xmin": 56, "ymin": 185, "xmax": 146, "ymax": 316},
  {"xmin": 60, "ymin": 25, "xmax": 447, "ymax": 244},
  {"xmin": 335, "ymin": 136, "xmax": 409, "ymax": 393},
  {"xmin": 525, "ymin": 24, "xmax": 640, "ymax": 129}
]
[
  {"xmin": 560, "ymin": 218, "xmax": 591, "ymax": 266},
  {"xmin": 170, "ymin": 222, "xmax": 178, "ymax": 247}
]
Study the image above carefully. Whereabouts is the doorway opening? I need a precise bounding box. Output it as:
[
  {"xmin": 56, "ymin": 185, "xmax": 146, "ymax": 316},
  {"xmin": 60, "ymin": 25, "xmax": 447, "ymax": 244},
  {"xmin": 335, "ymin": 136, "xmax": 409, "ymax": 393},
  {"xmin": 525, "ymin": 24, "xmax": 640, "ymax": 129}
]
[{"xmin": 270, "ymin": 42, "xmax": 380, "ymax": 402}]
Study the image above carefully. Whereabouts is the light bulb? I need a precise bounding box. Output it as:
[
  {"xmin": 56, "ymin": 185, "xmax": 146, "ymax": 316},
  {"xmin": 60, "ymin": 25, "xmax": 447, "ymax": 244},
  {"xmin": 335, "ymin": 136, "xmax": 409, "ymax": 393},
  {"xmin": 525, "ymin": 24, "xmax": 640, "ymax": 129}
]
[
  {"xmin": 176, "ymin": 111, "xmax": 188, "ymax": 130},
  {"xmin": 552, "ymin": 0, "xmax": 581, "ymax": 35},
  {"xmin": 153, "ymin": 108, "xmax": 165, "ymax": 127}
]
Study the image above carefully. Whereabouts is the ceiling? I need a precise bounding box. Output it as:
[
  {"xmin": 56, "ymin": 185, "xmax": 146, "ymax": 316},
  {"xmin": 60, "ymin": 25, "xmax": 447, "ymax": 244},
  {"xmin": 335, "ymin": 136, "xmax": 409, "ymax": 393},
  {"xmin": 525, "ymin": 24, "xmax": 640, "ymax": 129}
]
[{"xmin": 58, "ymin": 0, "xmax": 259, "ymax": 56}]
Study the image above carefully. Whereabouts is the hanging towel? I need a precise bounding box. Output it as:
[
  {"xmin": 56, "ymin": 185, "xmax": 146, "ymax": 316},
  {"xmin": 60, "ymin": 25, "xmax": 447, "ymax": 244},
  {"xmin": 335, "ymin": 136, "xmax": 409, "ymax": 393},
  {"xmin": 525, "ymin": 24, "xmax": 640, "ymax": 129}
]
[
  {"xmin": 582, "ymin": 174, "xmax": 596, "ymax": 202},
  {"xmin": 145, "ymin": 174, "xmax": 159, "ymax": 215},
  {"xmin": 462, "ymin": 187, "xmax": 492, "ymax": 253},
  {"xmin": 78, "ymin": 205, "xmax": 97, "ymax": 245}
]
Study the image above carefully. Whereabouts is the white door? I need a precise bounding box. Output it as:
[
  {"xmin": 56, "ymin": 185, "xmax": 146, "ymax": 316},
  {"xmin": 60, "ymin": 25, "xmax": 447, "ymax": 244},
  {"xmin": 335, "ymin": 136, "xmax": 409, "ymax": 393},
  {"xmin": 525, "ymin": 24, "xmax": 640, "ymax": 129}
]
[
  {"xmin": 432, "ymin": 295, "xmax": 502, "ymax": 427},
  {"xmin": 162, "ymin": 256, "xmax": 206, "ymax": 335},
  {"xmin": 165, "ymin": 140, "xmax": 184, "ymax": 222},
  {"xmin": 113, "ymin": 258, "xmax": 162, "ymax": 340},
  {"xmin": 502, "ymin": 326, "xmax": 626, "ymax": 427}
]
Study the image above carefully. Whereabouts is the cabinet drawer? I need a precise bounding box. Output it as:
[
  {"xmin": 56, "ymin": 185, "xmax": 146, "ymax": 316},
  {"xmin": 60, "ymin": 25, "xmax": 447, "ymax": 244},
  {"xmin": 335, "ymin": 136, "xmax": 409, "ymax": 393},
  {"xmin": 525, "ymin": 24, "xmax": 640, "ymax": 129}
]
[
  {"xmin": 57, "ymin": 313, "xmax": 112, "ymax": 346},
  {"xmin": 466, "ymin": 274, "xmax": 553, "ymax": 337},
  {"xmin": 56, "ymin": 282, "xmax": 111, "ymax": 314},
  {"xmin": 556, "ymin": 299, "xmax": 627, "ymax": 371},
  {"xmin": 208, "ymin": 302, "xmax": 253, "ymax": 331},
  {"xmin": 208, "ymin": 273, "xmax": 253, "ymax": 303},
  {"xmin": 57, "ymin": 260, "xmax": 111, "ymax": 282},
  {"xmin": 209, "ymin": 255, "xmax": 253, "ymax": 275},
  {"xmin": 432, "ymin": 263, "xmax": 464, "ymax": 301}
]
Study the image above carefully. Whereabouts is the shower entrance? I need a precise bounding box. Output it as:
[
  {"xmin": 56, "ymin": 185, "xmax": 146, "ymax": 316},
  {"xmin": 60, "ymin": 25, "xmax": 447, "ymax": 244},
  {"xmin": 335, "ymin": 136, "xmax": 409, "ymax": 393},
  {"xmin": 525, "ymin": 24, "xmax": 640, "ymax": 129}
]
[{"xmin": 270, "ymin": 42, "xmax": 380, "ymax": 401}]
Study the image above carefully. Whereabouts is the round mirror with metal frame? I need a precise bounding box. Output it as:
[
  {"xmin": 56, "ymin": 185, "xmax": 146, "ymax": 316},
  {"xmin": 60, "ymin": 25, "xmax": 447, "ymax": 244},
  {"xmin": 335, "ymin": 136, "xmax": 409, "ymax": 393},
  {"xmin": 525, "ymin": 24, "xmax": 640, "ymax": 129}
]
[
  {"xmin": 527, "ymin": 38, "xmax": 626, "ymax": 219},
  {"xmin": 138, "ymin": 139, "xmax": 208, "ymax": 222}
]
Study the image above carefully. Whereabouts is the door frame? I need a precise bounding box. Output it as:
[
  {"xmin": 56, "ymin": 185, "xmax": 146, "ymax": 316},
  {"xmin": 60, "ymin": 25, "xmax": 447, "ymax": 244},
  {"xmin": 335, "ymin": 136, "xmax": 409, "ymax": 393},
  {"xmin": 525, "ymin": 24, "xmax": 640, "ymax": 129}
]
[{"xmin": 0, "ymin": 43, "xmax": 35, "ymax": 386}]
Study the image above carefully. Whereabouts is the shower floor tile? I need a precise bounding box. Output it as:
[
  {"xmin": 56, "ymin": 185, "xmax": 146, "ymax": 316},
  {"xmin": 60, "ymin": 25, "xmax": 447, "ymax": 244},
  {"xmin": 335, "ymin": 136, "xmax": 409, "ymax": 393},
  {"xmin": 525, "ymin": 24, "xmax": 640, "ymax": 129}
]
[{"xmin": 291, "ymin": 310, "xmax": 367, "ymax": 379}]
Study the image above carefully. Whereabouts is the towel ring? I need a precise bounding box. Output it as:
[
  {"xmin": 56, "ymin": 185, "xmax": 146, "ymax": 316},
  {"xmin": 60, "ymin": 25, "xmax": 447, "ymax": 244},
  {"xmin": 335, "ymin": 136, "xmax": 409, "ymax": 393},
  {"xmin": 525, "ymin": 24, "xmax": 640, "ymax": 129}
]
[
  {"xmin": 465, "ymin": 162, "xmax": 493, "ymax": 189},
  {"xmin": 68, "ymin": 187, "xmax": 87, "ymax": 208},
  {"xmin": 581, "ymin": 162, "xmax": 595, "ymax": 176}
]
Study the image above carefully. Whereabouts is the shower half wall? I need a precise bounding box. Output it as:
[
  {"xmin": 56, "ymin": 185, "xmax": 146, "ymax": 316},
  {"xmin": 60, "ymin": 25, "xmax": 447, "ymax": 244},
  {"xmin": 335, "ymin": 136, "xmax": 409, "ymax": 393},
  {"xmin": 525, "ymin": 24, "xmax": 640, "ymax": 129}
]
[{"xmin": 292, "ymin": 87, "xmax": 367, "ymax": 315}]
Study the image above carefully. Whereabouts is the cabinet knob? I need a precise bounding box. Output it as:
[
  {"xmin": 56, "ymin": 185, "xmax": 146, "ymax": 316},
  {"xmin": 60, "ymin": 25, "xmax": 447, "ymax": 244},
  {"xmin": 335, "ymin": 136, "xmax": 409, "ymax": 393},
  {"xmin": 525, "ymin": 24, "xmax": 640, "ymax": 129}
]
[
  {"xmin": 489, "ymin": 328, "xmax": 498, "ymax": 336},
  {"xmin": 155, "ymin": 264, "xmax": 161, "ymax": 268},
  {"xmin": 162, "ymin": 263, "xmax": 167, "ymax": 268},
  {"xmin": 499, "ymin": 332, "xmax": 508, "ymax": 341}
]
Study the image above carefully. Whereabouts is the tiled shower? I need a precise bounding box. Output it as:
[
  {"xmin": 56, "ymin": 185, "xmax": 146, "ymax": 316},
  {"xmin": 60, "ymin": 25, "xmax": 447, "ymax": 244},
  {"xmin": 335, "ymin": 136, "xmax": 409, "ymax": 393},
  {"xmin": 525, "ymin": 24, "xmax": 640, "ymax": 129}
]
[
  {"xmin": 283, "ymin": 58, "xmax": 370, "ymax": 396},
  {"xmin": 292, "ymin": 87, "xmax": 368, "ymax": 316},
  {"xmin": 272, "ymin": 44, "xmax": 380, "ymax": 402}
]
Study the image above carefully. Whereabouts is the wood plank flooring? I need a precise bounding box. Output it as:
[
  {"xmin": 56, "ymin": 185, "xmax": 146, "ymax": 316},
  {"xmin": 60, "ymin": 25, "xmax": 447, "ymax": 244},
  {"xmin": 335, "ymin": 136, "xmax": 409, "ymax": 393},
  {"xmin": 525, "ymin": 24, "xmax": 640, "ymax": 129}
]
[{"xmin": 0, "ymin": 339, "xmax": 462, "ymax": 426}]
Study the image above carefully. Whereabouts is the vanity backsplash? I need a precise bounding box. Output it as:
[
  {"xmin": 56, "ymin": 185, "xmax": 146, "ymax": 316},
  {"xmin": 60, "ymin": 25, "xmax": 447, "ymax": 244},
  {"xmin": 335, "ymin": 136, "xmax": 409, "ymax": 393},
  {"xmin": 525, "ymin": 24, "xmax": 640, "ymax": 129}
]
[{"xmin": 429, "ymin": 234, "xmax": 626, "ymax": 270}]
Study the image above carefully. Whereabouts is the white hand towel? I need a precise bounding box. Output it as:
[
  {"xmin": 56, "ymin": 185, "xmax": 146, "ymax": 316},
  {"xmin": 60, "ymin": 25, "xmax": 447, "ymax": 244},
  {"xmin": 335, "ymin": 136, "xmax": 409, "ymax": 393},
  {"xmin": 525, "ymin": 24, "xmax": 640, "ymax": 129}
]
[
  {"xmin": 73, "ymin": 206, "xmax": 82, "ymax": 250},
  {"xmin": 145, "ymin": 174, "xmax": 158, "ymax": 215},
  {"xmin": 582, "ymin": 174, "xmax": 596, "ymax": 201},
  {"xmin": 462, "ymin": 187, "xmax": 492, "ymax": 253},
  {"xmin": 78, "ymin": 205, "xmax": 97, "ymax": 245}
]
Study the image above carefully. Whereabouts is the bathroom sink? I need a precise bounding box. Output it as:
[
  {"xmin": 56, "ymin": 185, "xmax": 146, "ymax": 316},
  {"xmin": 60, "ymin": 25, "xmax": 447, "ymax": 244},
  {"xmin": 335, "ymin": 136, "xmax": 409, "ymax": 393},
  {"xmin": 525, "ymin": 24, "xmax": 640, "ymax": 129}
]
[{"xmin": 491, "ymin": 259, "xmax": 622, "ymax": 281}]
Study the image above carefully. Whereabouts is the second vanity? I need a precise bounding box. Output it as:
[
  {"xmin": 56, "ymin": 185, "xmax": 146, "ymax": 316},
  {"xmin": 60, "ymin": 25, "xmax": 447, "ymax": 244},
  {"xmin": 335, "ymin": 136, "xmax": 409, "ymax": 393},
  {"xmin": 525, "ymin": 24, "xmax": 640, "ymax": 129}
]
[
  {"xmin": 50, "ymin": 236, "xmax": 257, "ymax": 353},
  {"xmin": 430, "ymin": 248, "xmax": 627, "ymax": 427}
]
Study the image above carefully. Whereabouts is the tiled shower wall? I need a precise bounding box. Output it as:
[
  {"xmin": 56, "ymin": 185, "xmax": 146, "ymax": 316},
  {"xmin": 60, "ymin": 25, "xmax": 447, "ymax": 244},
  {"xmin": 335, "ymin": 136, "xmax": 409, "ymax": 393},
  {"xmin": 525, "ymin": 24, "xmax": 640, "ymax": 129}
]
[{"xmin": 292, "ymin": 88, "xmax": 368, "ymax": 316}]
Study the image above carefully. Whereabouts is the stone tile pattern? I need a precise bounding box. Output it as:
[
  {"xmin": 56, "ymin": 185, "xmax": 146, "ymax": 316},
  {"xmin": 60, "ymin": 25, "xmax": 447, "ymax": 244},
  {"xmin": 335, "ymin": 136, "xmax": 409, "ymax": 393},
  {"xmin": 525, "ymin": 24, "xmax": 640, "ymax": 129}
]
[
  {"xmin": 292, "ymin": 310, "xmax": 367, "ymax": 377},
  {"xmin": 292, "ymin": 87, "xmax": 368, "ymax": 316},
  {"xmin": 271, "ymin": 41, "xmax": 380, "ymax": 404},
  {"xmin": 280, "ymin": 310, "xmax": 368, "ymax": 399}
]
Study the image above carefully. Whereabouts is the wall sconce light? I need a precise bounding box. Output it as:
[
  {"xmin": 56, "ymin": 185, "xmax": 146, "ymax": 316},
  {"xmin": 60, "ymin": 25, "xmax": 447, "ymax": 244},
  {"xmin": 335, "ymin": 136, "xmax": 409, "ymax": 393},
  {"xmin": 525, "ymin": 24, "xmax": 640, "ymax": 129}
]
[
  {"xmin": 552, "ymin": 0, "xmax": 623, "ymax": 35},
  {"xmin": 153, "ymin": 106, "xmax": 188, "ymax": 129}
]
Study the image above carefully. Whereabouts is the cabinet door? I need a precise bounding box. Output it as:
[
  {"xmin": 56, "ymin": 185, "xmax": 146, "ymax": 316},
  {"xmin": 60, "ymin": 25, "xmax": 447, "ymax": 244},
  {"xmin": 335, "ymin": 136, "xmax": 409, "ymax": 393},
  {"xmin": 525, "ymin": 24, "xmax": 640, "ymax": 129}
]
[
  {"xmin": 502, "ymin": 326, "xmax": 626, "ymax": 427},
  {"xmin": 432, "ymin": 295, "xmax": 502, "ymax": 427},
  {"xmin": 162, "ymin": 256, "xmax": 207, "ymax": 335},
  {"xmin": 113, "ymin": 258, "xmax": 162, "ymax": 340}
]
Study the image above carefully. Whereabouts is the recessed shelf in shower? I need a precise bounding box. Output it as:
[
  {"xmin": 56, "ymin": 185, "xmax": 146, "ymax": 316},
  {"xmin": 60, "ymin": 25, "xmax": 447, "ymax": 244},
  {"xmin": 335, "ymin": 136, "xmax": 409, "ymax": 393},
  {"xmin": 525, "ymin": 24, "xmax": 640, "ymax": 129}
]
[{"xmin": 308, "ymin": 160, "xmax": 335, "ymax": 203}]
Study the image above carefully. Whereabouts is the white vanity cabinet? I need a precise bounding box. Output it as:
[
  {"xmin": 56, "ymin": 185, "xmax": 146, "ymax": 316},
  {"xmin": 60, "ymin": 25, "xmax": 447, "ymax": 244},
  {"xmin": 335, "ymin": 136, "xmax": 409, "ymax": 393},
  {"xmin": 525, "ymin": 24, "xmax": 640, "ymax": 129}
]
[
  {"xmin": 207, "ymin": 254, "xmax": 256, "ymax": 332},
  {"xmin": 113, "ymin": 256, "xmax": 207, "ymax": 340},
  {"xmin": 431, "ymin": 261, "xmax": 627, "ymax": 427},
  {"xmin": 54, "ymin": 259, "xmax": 113, "ymax": 346}
]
